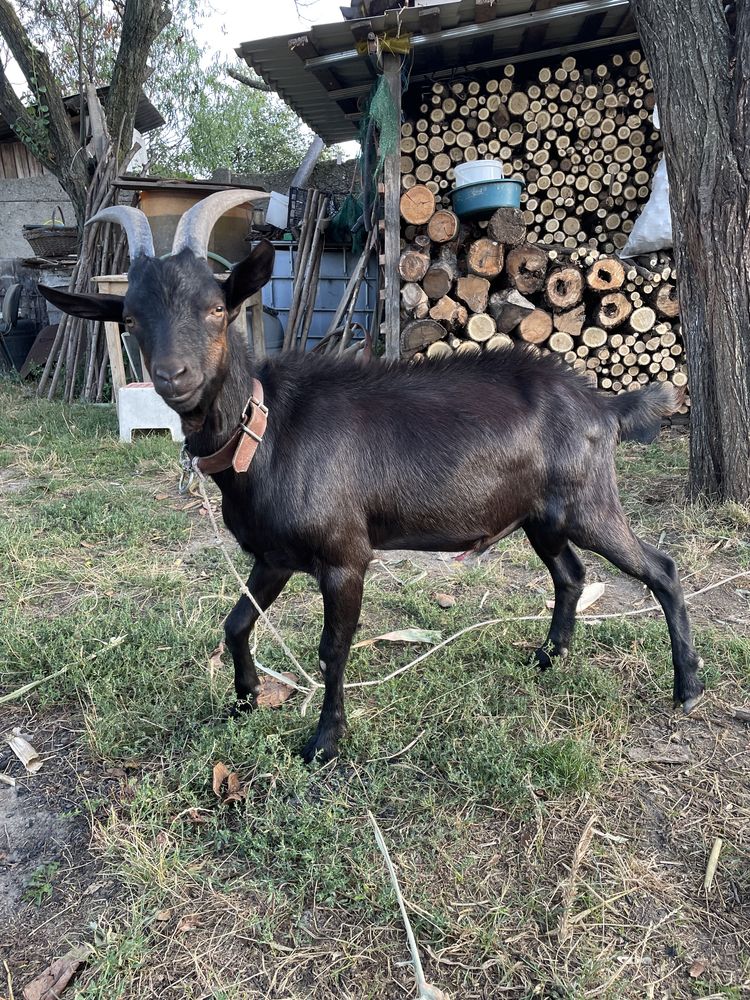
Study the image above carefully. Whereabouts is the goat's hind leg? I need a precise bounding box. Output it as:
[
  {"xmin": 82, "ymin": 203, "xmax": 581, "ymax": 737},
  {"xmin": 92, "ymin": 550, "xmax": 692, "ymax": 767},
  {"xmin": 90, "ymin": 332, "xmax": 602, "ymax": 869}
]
[
  {"xmin": 224, "ymin": 559, "xmax": 292, "ymax": 713},
  {"xmin": 525, "ymin": 524, "xmax": 586, "ymax": 669},
  {"xmin": 302, "ymin": 563, "xmax": 365, "ymax": 764},
  {"xmin": 571, "ymin": 514, "xmax": 704, "ymax": 712}
]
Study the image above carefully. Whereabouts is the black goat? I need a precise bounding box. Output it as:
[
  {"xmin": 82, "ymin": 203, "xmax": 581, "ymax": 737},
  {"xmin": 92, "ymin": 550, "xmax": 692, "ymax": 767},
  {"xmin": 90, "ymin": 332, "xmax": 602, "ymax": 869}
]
[{"xmin": 41, "ymin": 192, "xmax": 705, "ymax": 762}]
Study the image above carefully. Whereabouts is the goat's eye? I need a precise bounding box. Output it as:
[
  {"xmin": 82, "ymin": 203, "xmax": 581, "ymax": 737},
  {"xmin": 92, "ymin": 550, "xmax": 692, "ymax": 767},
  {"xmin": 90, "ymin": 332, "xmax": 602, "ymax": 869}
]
[
  {"xmin": 124, "ymin": 316, "xmax": 134, "ymax": 328},
  {"xmin": 212, "ymin": 305, "xmax": 225, "ymax": 316}
]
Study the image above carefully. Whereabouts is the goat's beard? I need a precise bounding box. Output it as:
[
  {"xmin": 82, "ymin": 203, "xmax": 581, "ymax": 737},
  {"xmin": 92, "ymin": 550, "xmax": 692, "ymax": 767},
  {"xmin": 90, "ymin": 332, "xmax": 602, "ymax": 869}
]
[{"xmin": 180, "ymin": 408, "xmax": 208, "ymax": 435}]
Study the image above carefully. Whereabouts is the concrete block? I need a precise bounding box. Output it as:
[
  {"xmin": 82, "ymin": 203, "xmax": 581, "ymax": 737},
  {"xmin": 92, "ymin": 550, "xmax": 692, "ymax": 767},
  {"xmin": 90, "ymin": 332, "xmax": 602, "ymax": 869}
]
[{"xmin": 117, "ymin": 382, "xmax": 184, "ymax": 443}]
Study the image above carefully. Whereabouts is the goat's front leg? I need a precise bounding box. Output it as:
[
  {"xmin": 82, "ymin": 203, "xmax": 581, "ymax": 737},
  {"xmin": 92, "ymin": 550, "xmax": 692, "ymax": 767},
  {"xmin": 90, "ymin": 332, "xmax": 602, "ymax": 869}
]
[
  {"xmin": 224, "ymin": 559, "xmax": 292, "ymax": 711},
  {"xmin": 302, "ymin": 564, "xmax": 365, "ymax": 763}
]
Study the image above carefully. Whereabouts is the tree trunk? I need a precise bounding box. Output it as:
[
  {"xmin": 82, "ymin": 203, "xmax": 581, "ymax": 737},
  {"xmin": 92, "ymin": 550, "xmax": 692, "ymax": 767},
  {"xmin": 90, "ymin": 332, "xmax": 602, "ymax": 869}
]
[
  {"xmin": 0, "ymin": 0, "xmax": 89, "ymax": 225},
  {"xmin": 631, "ymin": 0, "xmax": 750, "ymax": 502},
  {"xmin": 106, "ymin": 0, "xmax": 171, "ymax": 157}
]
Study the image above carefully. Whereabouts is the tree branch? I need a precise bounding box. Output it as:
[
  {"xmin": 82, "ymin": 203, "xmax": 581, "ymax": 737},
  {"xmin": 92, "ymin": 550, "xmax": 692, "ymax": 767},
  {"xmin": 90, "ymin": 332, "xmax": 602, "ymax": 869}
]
[
  {"xmin": 107, "ymin": 0, "xmax": 172, "ymax": 157},
  {"xmin": 0, "ymin": 0, "xmax": 89, "ymax": 223},
  {"xmin": 227, "ymin": 68, "xmax": 272, "ymax": 93}
]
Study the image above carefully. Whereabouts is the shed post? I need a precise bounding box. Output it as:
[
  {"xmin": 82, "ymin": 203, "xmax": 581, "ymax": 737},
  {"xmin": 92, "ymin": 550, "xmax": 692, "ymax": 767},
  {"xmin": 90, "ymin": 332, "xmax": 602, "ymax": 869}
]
[{"xmin": 382, "ymin": 52, "xmax": 402, "ymax": 361}]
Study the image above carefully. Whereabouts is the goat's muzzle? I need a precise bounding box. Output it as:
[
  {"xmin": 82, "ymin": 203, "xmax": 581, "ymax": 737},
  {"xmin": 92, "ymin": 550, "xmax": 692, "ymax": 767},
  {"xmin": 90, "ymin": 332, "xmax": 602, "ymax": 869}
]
[{"xmin": 153, "ymin": 364, "xmax": 205, "ymax": 412}]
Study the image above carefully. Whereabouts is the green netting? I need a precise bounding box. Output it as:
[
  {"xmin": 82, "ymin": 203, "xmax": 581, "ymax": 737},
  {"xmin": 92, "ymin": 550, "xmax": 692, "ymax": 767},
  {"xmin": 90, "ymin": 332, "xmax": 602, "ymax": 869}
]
[
  {"xmin": 367, "ymin": 73, "xmax": 400, "ymax": 172},
  {"xmin": 328, "ymin": 193, "xmax": 365, "ymax": 253}
]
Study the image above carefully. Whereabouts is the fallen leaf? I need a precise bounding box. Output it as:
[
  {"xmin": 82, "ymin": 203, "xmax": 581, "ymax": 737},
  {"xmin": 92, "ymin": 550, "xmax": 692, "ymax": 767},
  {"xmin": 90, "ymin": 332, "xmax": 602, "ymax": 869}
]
[
  {"xmin": 22, "ymin": 945, "xmax": 91, "ymax": 1000},
  {"xmin": 155, "ymin": 492, "xmax": 169, "ymax": 501},
  {"xmin": 154, "ymin": 909, "xmax": 172, "ymax": 922},
  {"xmin": 435, "ymin": 593, "xmax": 456, "ymax": 609},
  {"xmin": 546, "ymin": 581, "xmax": 605, "ymax": 613},
  {"xmin": 212, "ymin": 761, "xmax": 231, "ymax": 797},
  {"xmin": 207, "ymin": 642, "xmax": 224, "ymax": 678},
  {"xmin": 176, "ymin": 914, "xmax": 201, "ymax": 933},
  {"xmin": 688, "ymin": 960, "xmax": 706, "ymax": 978},
  {"xmin": 212, "ymin": 762, "xmax": 247, "ymax": 803},
  {"xmin": 352, "ymin": 628, "xmax": 442, "ymax": 649},
  {"xmin": 224, "ymin": 772, "xmax": 246, "ymax": 803},
  {"xmin": 257, "ymin": 672, "xmax": 297, "ymax": 708},
  {"xmin": 6, "ymin": 731, "xmax": 42, "ymax": 773}
]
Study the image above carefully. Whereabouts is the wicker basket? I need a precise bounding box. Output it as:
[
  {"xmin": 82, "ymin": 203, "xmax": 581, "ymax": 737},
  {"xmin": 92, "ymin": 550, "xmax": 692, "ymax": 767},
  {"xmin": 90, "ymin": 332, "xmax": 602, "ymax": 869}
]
[{"xmin": 23, "ymin": 206, "xmax": 79, "ymax": 258}]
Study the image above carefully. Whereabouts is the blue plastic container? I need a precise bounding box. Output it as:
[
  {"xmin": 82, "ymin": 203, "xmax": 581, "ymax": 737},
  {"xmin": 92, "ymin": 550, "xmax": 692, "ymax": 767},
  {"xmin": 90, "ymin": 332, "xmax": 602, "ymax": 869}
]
[{"xmin": 451, "ymin": 178, "xmax": 524, "ymax": 220}]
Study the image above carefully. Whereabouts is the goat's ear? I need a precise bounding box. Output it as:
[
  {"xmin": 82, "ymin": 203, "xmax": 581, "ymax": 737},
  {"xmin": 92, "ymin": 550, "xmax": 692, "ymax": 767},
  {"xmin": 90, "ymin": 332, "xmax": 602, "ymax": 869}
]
[
  {"xmin": 223, "ymin": 240, "xmax": 275, "ymax": 314},
  {"xmin": 38, "ymin": 284, "xmax": 125, "ymax": 322}
]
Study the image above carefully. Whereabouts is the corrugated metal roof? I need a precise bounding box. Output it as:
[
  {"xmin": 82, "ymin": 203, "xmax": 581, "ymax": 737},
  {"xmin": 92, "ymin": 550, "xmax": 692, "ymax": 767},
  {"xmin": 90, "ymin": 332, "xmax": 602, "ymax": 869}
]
[
  {"xmin": 0, "ymin": 88, "xmax": 164, "ymax": 144},
  {"xmin": 237, "ymin": 0, "xmax": 637, "ymax": 145}
]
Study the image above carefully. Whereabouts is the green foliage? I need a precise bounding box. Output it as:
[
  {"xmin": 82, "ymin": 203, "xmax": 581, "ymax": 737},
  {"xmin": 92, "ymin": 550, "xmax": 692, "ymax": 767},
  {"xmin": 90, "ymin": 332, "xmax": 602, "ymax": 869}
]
[
  {"xmin": 23, "ymin": 862, "xmax": 60, "ymax": 906},
  {"xmin": 147, "ymin": 59, "xmax": 314, "ymax": 178},
  {"xmin": 15, "ymin": 0, "xmax": 315, "ymax": 179}
]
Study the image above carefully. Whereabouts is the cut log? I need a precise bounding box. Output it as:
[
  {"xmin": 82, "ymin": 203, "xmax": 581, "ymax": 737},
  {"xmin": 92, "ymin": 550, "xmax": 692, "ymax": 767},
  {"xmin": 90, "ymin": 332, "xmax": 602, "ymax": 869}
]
[
  {"xmin": 455, "ymin": 340, "xmax": 481, "ymax": 356},
  {"xmin": 399, "ymin": 185, "xmax": 436, "ymax": 225},
  {"xmin": 429, "ymin": 295, "xmax": 468, "ymax": 328},
  {"xmin": 581, "ymin": 326, "xmax": 607, "ymax": 348},
  {"xmin": 401, "ymin": 319, "xmax": 446, "ymax": 357},
  {"xmin": 630, "ymin": 306, "xmax": 656, "ymax": 333},
  {"xmin": 586, "ymin": 257, "xmax": 625, "ymax": 291},
  {"xmin": 466, "ymin": 313, "xmax": 496, "ymax": 342},
  {"xmin": 487, "ymin": 207, "xmax": 527, "ymax": 246},
  {"xmin": 426, "ymin": 340, "xmax": 453, "ymax": 360},
  {"xmin": 553, "ymin": 304, "xmax": 586, "ymax": 337},
  {"xmin": 486, "ymin": 333, "xmax": 513, "ymax": 351},
  {"xmin": 398, "ymin": 249, "xmax": 430, "ymax": 283},
  {"xmin": 401, "ymin": 283, "xmax": 429, "ymax": 319},
  {"xmin": 422, "ymin": 251, "xmax": 458, "ymax": 299},
  {"xmin": 427, "ymin": 209, "xmax": 460, "ymax": 243},
  {"xmin": 596, "ymin": 292, "xmax": 633, "ymax": 329},
  {"xmin": 518, "ymin": 308, "xmax": 553, "ymax": 344},
  {"xmin": 488, "ymin": 289, "xmax": 535, "ymax": 334},
  {"xmin": 548, "ymin": 331, "xmax": 574, "ymax": 353},
  {"xmin": 653, "ymin": 283, "xmax": 679, "ymax": 318},
  {"xmin": 545, "ymin": 266, "xmax": 584, "ymax": 310},
  {"xmin": 456, "ymin": 274, "xmax": 490, "ymax": 313},
  {"xmin": 505, "ymin": 244, "xmax": 548, "ymax": 295},
  {"xmin": 466, "ymin": 238, "xmax": 505, "ymax": 278}
]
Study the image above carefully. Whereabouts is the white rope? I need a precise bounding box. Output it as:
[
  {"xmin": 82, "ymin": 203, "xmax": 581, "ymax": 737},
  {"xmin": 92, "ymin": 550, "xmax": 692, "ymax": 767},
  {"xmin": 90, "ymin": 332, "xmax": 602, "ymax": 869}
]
[{"xmin": 193, "ymin": 470, "xmax": 749, "ymax": 704}]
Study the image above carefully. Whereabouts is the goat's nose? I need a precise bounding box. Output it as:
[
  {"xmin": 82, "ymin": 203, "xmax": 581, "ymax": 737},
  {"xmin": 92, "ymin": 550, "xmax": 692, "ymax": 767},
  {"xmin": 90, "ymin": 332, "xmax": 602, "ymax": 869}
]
[{"xmin": 154, "ymin": 364, "xmax": 188, "ymax": 389}]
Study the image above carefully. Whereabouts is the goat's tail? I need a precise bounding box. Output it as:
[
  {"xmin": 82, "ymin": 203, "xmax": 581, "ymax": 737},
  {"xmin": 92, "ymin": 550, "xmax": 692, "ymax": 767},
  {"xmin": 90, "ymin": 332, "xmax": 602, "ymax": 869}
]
[{"xmin": 608, "ymin": 382, "xmax": 686, "ymax": 444}]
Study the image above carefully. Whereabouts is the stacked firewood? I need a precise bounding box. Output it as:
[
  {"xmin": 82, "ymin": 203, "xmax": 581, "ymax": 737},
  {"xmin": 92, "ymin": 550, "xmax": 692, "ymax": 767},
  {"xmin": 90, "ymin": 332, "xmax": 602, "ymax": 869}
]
[
  {"xmin": 399, "ymin": 194, "xmax": 686, "ymax": 409},
  {"xmin": 401, "ymin": 49, "xmax": 658, "ymax": 254}
]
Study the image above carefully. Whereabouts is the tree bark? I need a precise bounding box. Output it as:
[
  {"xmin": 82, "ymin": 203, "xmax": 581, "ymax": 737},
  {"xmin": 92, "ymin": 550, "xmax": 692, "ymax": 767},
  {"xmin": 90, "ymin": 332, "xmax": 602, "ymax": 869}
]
[
  {"xmin": 631, "ymin": 0, "xmax": 750, "ymax": 502},
  {"xmin": 106, "ymin": 0, "xmax": 172, "ymax": 157}
]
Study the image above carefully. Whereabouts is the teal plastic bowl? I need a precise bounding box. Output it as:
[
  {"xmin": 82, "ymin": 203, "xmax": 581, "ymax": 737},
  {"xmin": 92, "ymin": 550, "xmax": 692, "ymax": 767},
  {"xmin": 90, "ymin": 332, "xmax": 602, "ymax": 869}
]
[{"xmin": 451, "ymin": 178, "xmax": 524, "ymax": 220}]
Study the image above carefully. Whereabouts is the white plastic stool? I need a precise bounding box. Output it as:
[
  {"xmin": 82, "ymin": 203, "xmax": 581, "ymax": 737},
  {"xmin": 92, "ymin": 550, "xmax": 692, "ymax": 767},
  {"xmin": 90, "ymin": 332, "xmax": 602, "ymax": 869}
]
[{"xmin": 117, "ymin": 382, "xmax": 184, "ymax": 443}]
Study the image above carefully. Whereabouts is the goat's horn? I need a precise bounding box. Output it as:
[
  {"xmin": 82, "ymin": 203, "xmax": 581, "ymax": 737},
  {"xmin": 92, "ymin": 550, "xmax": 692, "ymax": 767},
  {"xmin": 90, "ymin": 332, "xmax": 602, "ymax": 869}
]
[
  {"xmin": 86, "ymin": 206, "xmax": 155, "ymax": 259},
  {"xmin": 171, "ymin": 189, "xmax": 270, "ymax": 257}
]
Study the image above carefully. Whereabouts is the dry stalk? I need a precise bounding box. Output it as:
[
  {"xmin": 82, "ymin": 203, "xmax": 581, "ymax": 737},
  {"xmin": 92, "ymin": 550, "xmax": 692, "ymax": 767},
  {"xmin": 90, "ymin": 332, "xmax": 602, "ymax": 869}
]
[
  {"xmin": 558, "ymin": 813, "xmax": 598, "ymax": 944},
  {"xmin": 703, "ymin": 837, "xmax": 723, "ymax": 892},
  {"xmin": 367, "ymin": 811, "xmax": 449, "ymax": 1000}
]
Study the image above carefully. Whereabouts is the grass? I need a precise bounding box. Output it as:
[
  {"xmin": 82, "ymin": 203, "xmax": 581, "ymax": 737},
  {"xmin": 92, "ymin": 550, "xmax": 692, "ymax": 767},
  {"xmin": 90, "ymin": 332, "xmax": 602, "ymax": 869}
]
[{"xmin": 1, "ymin": 381, "xmax": 749, "ymax": 999}]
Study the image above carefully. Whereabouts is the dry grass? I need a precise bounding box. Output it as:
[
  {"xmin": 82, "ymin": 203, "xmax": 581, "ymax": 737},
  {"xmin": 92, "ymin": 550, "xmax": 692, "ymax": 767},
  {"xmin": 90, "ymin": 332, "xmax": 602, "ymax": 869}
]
[{"xmin": 0, "ymin": 382, "xmax": 748, "ymax": 999}]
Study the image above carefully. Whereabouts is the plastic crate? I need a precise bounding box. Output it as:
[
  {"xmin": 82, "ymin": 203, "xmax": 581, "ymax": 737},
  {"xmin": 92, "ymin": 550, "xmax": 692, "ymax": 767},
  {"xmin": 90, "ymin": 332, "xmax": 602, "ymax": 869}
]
[{"xmin": 287, "ymin": 187, "xmax": 309, "ymax": 230}]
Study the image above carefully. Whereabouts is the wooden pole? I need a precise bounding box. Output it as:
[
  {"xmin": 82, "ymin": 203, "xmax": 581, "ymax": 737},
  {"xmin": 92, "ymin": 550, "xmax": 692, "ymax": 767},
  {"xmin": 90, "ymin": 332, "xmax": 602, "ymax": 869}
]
[{"xmin": 383, "ymin": 52, "xmax": 402, "ymax": 361}]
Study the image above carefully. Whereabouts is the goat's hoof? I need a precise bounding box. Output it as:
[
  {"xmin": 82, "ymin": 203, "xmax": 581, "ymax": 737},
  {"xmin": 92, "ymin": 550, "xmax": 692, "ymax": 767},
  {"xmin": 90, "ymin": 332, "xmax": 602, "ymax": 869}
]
[
  {"xmin": 301, "ymin": 731, "xmax": 340, "ymax": 764},
  {"xmin": 673, "ymin": 665, "xmax": 705, "ymax": 715},
  {"xmin": 225, "ymin": 697, "xmax": 257, "ymax": 720},
  {"xmin": 681, "ymin": 693, "xmax": 704, "ymax": 715},
  {"xmin": 533, "ymin": 645, "xmax": 567, "ymax": 671}
]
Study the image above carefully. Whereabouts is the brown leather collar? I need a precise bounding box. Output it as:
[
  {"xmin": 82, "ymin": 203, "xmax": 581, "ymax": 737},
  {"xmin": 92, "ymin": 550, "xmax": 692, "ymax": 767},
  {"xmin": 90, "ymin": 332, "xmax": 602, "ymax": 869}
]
[{"xmin": 189, "ymin": 378, "xmax": 268, "ymax": 476}]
